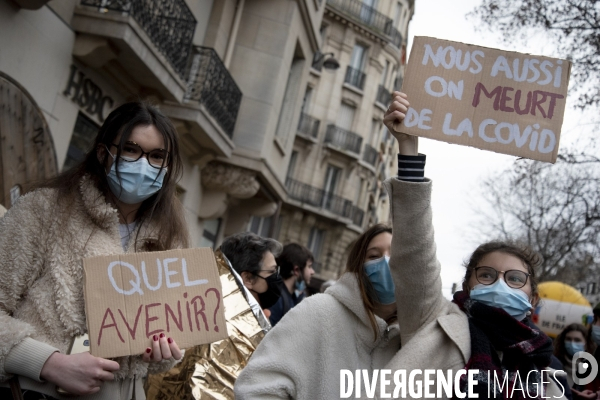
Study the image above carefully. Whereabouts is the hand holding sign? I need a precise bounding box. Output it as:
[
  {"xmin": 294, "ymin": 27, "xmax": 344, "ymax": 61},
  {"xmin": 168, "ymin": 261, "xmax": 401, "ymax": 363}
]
[
  {"xmin": 142, "ymin": 333, "xmax": 182, "ymax": 363},
  {"xmin": 383, "ymin": 91, "xmax": 418, "ymax": 156}
]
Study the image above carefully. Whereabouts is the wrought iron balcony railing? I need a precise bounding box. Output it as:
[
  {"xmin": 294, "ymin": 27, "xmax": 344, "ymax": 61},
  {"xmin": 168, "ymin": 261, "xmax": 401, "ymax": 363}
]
[
  {"xmin": 390, "ymin": 28, "xmax": 403, "ymax": 48},
  {"xmin": 326, "ymin": 0, "xmax": 392, "ymax": 36},
  {"xmin": 80, "ymin": 0, "xmax": 196, "ymax": 78},
  {"xmin": 350, "ymin": 205, "xmax": 365, "ymax": 227},
  {"xmin": 286, "ymin": 177, "xmax": 354, "ymax": 219},
  {"xmin": 344, "ymin": 66, "xmax": 366, "ymax": 90},
  {"xmin": 362, "ymin": 143, "xmax": 379, "ymax": 166},
  {"xmin": 185, "ymin": 47, "xmax": 242, "ymax": 138},
  {"xmin": 297, "ymin": 112, "xmax": 320, "ymax": 139},
  {"xmin": 325, "ymin": 124, "xmax": 363, "ymax": 154},
  {"xmin": 376, "ymin": 84, "xmax": 391, "ymax": 106}
]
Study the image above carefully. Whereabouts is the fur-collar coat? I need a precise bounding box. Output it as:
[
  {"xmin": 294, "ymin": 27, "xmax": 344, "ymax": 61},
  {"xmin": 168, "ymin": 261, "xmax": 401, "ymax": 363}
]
[{"xmin": 0, "ymin": 175, "xmax": 177, "ymax": 399}]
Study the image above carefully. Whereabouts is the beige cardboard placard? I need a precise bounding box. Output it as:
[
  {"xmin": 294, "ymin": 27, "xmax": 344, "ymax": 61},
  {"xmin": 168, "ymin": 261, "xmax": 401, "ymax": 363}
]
[
  {"xmin": 83, "ymin": 248, "xmax": 228, "ymax": 359},
  {"xmin": 396, "ymin": 36, "xmax": 571, "ymax": 163}
]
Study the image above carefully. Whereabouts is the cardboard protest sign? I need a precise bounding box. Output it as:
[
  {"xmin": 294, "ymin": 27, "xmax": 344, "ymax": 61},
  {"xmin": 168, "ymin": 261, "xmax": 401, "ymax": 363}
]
[
  {"xmin": 396, "ymin": 36, "xmax": 571, "ymax": 163},
  {"xmin": 84, "ymin": 248, "xmax": 228, "ymax": 359}
]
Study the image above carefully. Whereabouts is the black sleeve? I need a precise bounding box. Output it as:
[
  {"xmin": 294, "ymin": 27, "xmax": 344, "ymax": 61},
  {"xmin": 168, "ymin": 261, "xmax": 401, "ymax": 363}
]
[{"xmin": 397, "ymin": 153, "xmax": 426, "ymax": 182}]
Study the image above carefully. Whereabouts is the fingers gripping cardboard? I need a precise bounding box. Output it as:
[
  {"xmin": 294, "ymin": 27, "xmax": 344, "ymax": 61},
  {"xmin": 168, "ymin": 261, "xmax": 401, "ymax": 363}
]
[{"xmin": 83, "ymin": 248, "xmax": 228, "ymax": 358}]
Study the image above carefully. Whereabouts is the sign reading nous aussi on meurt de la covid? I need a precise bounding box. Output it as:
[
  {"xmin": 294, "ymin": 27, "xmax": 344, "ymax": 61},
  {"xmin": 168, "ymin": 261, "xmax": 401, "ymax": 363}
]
[
  {"xmin": 395, "ymin": 36, "xmax": 571, "ymax": 163},
  {"xmin": 83, "ymin": 248, "xmax": 228, "ymax": 359}
]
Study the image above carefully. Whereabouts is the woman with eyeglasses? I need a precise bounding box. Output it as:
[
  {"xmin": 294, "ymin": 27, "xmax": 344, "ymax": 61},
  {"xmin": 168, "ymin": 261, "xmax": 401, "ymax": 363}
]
[
  {"xmin": 381, "ymin": 91, "xmax": 566, "ymax": 399},
  {"xmin": 0, "ymin": 102, "xmax": 188, "ymax": 399},
  {"xmin": 219, "ymin": 232, "xmax": 284, "ymax": 314}
]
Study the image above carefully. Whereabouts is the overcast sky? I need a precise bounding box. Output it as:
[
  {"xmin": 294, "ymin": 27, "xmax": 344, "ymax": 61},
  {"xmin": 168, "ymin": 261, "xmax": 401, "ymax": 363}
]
[{"xmin": 406, "ymin": 0, "xmax": 597, "ymax": 298}]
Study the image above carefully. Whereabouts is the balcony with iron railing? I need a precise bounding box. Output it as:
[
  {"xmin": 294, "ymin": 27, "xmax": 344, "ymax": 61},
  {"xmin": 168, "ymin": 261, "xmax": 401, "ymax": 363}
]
[
  {"xmin": 297, "ymin": 112, "xmax": 320, "ymax": 140},
  {"xmin": 362, "ymin": 143, "xmax": 379, "ymax": 167},
  {"xmin": 325, "ymin": 124, "xmax": 363, "ymax": 155},
  {"xmin": 376, "ymin": 85, "xmax": 391, "ymax": 106},
  {"xmin": 344, "ymin": 66, "xmax": 366, "ymax": 91},
  {"xmin": 74, "ymin": 0, "xmax": 196, "ymax": 100},
  {"xmin": 184, "ymin": 47, "xmax": 242, "ymax": 139},
  {"xmin": 286, "ymin": 177, "xmax": 355, "ymax": 219},
  {"xmin": 326, "ymin": 0, "xmax": 392, "ymax": 36}
]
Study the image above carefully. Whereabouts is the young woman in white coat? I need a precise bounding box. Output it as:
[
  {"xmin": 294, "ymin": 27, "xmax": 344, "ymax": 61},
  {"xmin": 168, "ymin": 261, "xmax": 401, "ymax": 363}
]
[
  {"xmin": 233, "ymin": 223, "xmax": 400, "ymax": 399},
  {"xmin": 0, "ymin": 102, "xmax": 188, "ymax": 399},
  {"xmin": 382, "ymin": 91, "xmax": 566, "ymax": 399}
]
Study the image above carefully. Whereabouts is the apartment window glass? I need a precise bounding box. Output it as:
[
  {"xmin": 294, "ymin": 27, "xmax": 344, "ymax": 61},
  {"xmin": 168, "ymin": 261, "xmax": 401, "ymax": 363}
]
[
  {"xmin": 322, "ymin": 165, "xmax": 341, "ymax": 210},
  {"xmin": 248, "ymin": 216, "xmax": 273, "ymax": 238},
  {"xmin": 381, "ymin": 60, "xmax": 390, "ymax": 85},
  {"xmin": 287, "ymin": 151, "xmax": 298, "ymax": 181},
  {"xmin": 349, "ymin": 44, "xmax": 367, "ymax": 72},
  {"xmin": 393, "ymin": 2, "xmax": 403, "ymax": 26},
  {"xmin": 301, "ymin": 87, "xmax": 313, "ymax": 115},
  {"xmin": 199, "ymin": 219, "xmax": 221, "ymax": 248},
  {"xmin": 336, "ymin": 103, "xmax": 356, "ymax": 131},
  {"xmin": 360, "ymin": 0, "xmax": 377, "ymax": 24},
  {"xmin": 307, "ymin": 227, "xmax": 324, "ymax": 260},
  {"xmin": 63, "ymin": 113, "xmax": 100, "ymax": 171},
  {"xmin": 370, "ymin": 119, "xmax": 380, "ymax": 146}
]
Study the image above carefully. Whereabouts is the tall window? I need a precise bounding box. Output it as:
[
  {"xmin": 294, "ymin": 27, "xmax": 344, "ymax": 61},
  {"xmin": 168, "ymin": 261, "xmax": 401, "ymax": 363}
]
[
  {"xmin": 322, "ymin": 164, "xmax": 341, "ymax": 210},
  {"xmin": 248, "ymin": 215, "xmax": 273, "ymax": 238},
  {"xmin": 381, "ymin": 60, "xmax": 390, "ymax": 86},
  {"xmin": 199, "ymin": 219, "xmax": 221, "ymax": 249},
  {"xmin": 393, "ymin": 2, "xmax": 403, "ymax": 27},
  {"xmin": 337, "ymin": 103, "xmax": 356, "ymax": 131},
  {"xmin": 307, "ymin": 227, "xmax": 325, "ymax": 262},
  {"xmin": 287, "ymin": 151, "xmax": 298, "ymax": 181},
  {"xmin": 360, "ymin": 0, "xmax": 378, "ymax": 24},
  {"xmin": 370, "ymin": 119, "xmax": 380, "ymax": 146},
  {"xmin": 275, "ymin": 46, "xmax": 305, "ymax": 143},
  {"xmin": 63, "ymin": 113, "xmax": 100, "ymax": 171},
  {"xmin": 349, "ymin": 44, "xmax": 367, "ymax": 72},
  {"xmin": 301, "ymin": 87, "xmax": 313, "ymax": 115}
]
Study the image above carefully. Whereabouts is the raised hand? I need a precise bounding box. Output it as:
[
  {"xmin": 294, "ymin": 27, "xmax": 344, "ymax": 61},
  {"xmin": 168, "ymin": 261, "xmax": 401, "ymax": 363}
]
[{"xmin": 383, "ymin": 91, "xmax": 418, "ymax": 156}]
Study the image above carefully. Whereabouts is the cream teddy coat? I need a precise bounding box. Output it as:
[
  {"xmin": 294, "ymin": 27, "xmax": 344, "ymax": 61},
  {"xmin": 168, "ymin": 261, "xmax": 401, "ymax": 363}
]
[
  {"xmin": 383, "ymin": 177, "xmax": 566, "ymax": 399},
  {"xmin": 233, "ymin": 271, "xmax": 401, "ymax": 399},
  {"xmin": 0, "ymin": 176, "xmax": 177, "ymax": 399}
]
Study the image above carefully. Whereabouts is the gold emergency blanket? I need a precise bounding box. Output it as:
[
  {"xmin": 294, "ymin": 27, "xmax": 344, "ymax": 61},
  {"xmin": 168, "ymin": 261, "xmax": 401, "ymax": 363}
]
[{"xmin": 145, "ymin": 250, "xmax": 267, "ymax": 400}]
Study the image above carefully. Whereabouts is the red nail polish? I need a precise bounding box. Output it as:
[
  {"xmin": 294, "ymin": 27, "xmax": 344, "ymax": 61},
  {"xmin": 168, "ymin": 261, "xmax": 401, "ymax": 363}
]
[
  {"xmin": 153, "ymin": 335, "xmax": 158, "ymax": 341},
  {"xmin": 146, "ymin": 348, "xmax": 152, "ymax": 354},
  {"xmin": 168, "ymin": 337, "xmax": 173, "ymax": 344},
  {"xmin": 159, "ymin": 333, "xmax": 165, "ymax": 339}
]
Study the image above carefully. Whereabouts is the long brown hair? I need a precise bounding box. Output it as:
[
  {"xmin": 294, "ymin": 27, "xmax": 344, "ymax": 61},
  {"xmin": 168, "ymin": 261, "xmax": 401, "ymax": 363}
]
[
  {"xmin": 345, "ymin": 223, "xmax": 392, "ymax": 341},
  {"xmin": 554, "ymin": 323, "xmax": 593, "ymax": 363},
  {"xmin": 39, "ymin": 102, "xmax": 189, "ymax": 250}
]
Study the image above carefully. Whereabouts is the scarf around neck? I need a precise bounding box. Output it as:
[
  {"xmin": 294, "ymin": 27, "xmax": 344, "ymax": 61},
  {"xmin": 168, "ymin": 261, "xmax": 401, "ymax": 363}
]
[{"xmin": 452, "ymin": 290, "xmax": 554, "ymax": 399}]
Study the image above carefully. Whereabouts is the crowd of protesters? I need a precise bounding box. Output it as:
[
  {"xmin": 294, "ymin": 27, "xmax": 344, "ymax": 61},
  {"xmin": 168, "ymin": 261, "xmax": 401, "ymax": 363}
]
[{"xmin": 0, "ymin": 93, "xmax": 593, "ymax": 400}]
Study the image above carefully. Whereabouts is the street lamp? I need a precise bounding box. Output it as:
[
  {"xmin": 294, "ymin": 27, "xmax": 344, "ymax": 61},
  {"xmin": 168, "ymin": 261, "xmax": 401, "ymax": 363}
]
[{"xmin": 312, "ymin": 51, "xmax": 340, "ymax": 71}]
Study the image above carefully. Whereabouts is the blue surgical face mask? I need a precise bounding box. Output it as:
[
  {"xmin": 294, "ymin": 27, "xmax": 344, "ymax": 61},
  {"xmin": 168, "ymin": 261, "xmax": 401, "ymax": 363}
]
[
  {"xmin": 470, "ymin": 279, "xmax": 532, "ymax": 321},
  {"xmin": 592, "ymin": 325, "xmax": 600, "ymax": 345},
  {"xmin": 364, "ymin": 255, "xmax": 395, "ymax": 305},
  {"xmin": 565, "ymin": 341, "xmax": 585, "ymax": 357},
  {"xmin": 107, "ymin": 156, "xmax": 166, "ymax": 204}
]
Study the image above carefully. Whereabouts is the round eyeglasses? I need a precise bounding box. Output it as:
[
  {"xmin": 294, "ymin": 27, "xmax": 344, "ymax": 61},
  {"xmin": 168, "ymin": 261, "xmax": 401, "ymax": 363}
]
[
  {"xmin": 109, "ymin": 142, "xmax": 169, "ymax": 169},
  {"xmin": 473, "ymin": 266, "xmax": 530, "ymax": 289}
]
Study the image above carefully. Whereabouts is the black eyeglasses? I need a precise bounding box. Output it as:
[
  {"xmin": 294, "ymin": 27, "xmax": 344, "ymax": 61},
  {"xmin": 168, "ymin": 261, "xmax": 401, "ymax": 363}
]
[
  {"xmin": 109, "ymin": 142, "xmax": 169, "ymax": 169},
  {"xmin": 254, "ymin": 266, "xmax": 280, "ymax": 277},
  {"xmin": 473, "ymin": 266, "xmax": 530, "ymax": 289}
]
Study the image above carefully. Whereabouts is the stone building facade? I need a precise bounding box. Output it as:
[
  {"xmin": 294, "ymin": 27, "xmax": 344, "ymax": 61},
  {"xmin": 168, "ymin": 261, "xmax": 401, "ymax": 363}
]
[
  {"xmin": 0, "ymin": 0, "xmax": 323, "ymax": 249},
  {"xmin": 272, "ymin": 0, "xmax": 415, "ymax": 284}
]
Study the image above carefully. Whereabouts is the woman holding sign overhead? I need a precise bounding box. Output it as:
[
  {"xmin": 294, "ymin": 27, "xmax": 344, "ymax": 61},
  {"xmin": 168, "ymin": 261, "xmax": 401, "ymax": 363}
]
[
  {"xmin": 380, "ymin": 91, "xmax": 567, "ymax": 399},
  {"xmin": 0, "ymin": 102, "xmax": 187, "ymax": 399}
]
